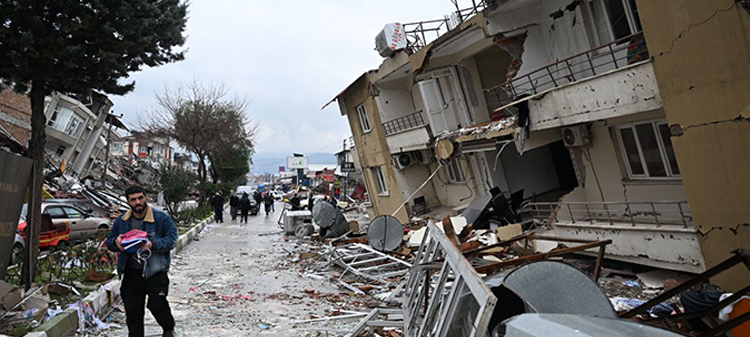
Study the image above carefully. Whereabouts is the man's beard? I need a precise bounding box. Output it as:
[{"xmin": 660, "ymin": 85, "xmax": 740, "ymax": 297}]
[{"xmin": 131, "ymin": 204, "xmax": 146, "ymax": 213}]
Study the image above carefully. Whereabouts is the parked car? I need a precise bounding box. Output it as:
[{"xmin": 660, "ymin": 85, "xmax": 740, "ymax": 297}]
[
  {"xmin": 271, "ymin": 190, "xmax": 283, "ymax": 201},
  {"xmin": 10, "ymin": 233, "xmax": 24, "ymax": 265},
  {"xmin": 249, "ymin": 198, "xmax": 260, "ymax": 216},
  {"xmin": 21, "ymin": 203, "xmax": 112, "ymax": 242}
]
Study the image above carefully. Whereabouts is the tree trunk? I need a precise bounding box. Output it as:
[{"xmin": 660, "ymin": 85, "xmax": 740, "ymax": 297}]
[
  {"xmin": 197, "ymin": 153, "xmax": 207, "ymax": 205},
  {"xmin": 208, "ymin": 154, "xmax": 219, "ymax": 183},
  {"xmin": 22, "ymin": 81, "xmax": 46, "ymax": 290}
]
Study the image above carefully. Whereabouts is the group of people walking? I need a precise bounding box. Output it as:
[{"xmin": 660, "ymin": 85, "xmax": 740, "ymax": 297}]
[{"xmin": 213, "ymin": 190, "xmax": 275, "ymax": 224}]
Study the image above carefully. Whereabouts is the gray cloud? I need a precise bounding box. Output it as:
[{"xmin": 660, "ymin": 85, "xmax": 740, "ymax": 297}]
[{"xmin": 111, "ymin": 0, "xmax": 458, "ymax": 158}]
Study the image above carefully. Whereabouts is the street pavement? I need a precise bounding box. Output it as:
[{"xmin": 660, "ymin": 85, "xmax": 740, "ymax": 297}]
[{"xmin": 105, "ymin": 202, "xmax": 361, "ymax": 336}]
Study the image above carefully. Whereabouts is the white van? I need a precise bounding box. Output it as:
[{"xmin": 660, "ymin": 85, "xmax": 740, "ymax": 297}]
[{"xmin": 236, "ymin": 185, "xmax": 255, "ymax": 196}]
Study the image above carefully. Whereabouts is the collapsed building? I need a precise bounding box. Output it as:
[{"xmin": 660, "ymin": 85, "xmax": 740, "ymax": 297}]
[{"xmin": 327, "ymin": 0, "xmax": 750, "ymax": 293}]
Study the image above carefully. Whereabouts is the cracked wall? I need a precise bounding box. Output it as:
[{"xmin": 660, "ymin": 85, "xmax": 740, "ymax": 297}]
[{"xmin": 637, "ymin": 0, "xmax": 750, "ymax": 291}]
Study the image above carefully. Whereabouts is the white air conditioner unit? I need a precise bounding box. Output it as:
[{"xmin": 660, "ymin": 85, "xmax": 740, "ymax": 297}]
[
  {"xmin": 561, "ymin": 125, "xmax": 590, "ymax": 147},
  {"xmin": 375, "ymin": 23, "xmax": 407, "ymax": 57},
  {"xmin": 393, "ymin": 153, "xmax": 415, "ymax": 170}
]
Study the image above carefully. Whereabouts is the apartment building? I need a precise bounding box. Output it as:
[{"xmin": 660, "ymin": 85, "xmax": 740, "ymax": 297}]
[
  {"xmin": 0, "ymin": 87, "xmax": 125, "ymax": 178},
  {"xmin": 334, "ymin": 0, "xmax": 750, "ymax": 288},
  {"xmin": 115, "ymin": 131, "xmax": 173, "ymax": 165}
]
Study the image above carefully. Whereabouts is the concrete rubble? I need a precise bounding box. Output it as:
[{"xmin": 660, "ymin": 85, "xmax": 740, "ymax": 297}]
[{"xmin": 263, "ymin": 197, "xmax": 750, "ymax": 336}]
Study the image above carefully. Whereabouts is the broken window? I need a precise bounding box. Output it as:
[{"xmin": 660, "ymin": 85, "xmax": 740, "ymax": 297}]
[
  {"xmin": 618, "ymin": 120, "xmax": 680, "ymax": 179},
  {"xmin": 447, "ymin": 157, "xmax": 466, "ymax": 183},
  {"xmin": 586, "ymin": 0, "xmax": 642, "ymax": 45},
  {"xmin": 371, "ymin": 166, "xmax": 388, "ymax": 195},
  {"xmin": 357, "ymin": 104, "xmax": 371, "ymax": 133},
  {"xmin": 56, "ymin": 145, "xmax": 66, "ymax": 157}
]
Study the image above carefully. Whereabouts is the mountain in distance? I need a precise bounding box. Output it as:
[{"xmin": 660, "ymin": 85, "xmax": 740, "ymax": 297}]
[{"xmin": 250, "ymin": 152, "xmax": 338, "ymax": 175}]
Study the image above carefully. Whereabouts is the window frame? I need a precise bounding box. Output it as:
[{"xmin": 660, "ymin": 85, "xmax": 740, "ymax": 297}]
[
  {"xmin": 48, "ymin": 105, "xmax": 85, "ymax": 137},
  {"xmin": 357, "ymin": 104, "xmax": 372, "ymax": 133},
  {"xmin": 446, "ymin": 157, "xmax": 466, "ymax": 183},
  {"xmin": 62, "ymin": 206, "xmax": 85, "ymax": 219},
  {"xmin": 56, "ymin": 145, "xmax": 66, "ymax": 157},
  {"xmin": 584, "ymin": 0, "xmax": 642, "ymax": 46},
  {"xmin": 370, "ymin": 166, "xmax": 389, "ymax": 195},
  {"xmin": 617, "ymin": 120, "xmax": 680, "ymax": 180},
  {"xmin": 43, "ymin": 205, "xmax": 67, "ymax": 219}
]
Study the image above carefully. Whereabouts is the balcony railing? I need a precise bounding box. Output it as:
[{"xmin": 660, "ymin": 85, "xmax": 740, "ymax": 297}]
[
  {"xmin": 485, "ymin": 32, "xmax": 649, "ymax": 112},
  {"xmin": 382, "ymin": 111, "xmax": 427, "ymax": 136},
  {"xmin": 522, "ymin": 200, "xmax": 692, "ymax": 228},
  {"xmin": 403, "ymin": 0, "xmax": 489, "ymax": 50}
]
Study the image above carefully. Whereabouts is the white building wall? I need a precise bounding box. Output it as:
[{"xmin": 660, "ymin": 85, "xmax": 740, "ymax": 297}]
[
  {"xmin": 376, "ymin": 88, "xmax": 417, "ymax": 122},
  {"xmin": 563, "ymin": 110, "xmax": 688, "ymax": 204}
]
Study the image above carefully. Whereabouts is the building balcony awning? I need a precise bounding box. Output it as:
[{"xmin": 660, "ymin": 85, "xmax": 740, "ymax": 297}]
[{"xmin": 436, "ymin": 115, "xmax": 517, "ymax": 144}]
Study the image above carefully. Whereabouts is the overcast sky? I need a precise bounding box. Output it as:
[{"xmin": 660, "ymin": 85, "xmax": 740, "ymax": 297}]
[{"xmin": 110, "ymin": 1, "xmax": 463, "ymax": 167}]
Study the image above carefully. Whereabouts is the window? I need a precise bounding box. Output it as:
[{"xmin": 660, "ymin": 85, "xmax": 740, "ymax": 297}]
[
  {"xmin": 43, "ymin": 206, "xmax": 67, "ymax": 219},
  {"xmin": 56, "ymin": 145, "xmax": 66, "ymax": 157},
  {"xmin": 63, "ymin": 206, "xmax": 84, "ymax": 218},
  {"xmin": 587, "ymin": 0, "xmax": 642, "ymax": 45},
  {"xmin": 140, "ymin": 145, "xmax": 148, "ymax": 154},
  {"xmin": 357, "ymin": 105, "xmax": 371, "ymax": 133},
  {"xmin": 370, "ymin": 166, "xmax": 388, "ymax": 195},
  {"xmin": 446, "ymin": 157, "xmax": 466, "ymax": 183},
  {"xmin": 618, "ymin": 120, "xmax": 680, "ymax": 179},
  {"xmin": 48, "ymin": 105, "xmax": 84, "ymax": 137},
  {"xmin": 111, "ymin": 142, "xmax": 123, "ymax": 152}
]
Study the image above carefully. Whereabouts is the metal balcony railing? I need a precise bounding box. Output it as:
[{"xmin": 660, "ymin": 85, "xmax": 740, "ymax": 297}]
[
  {"xmin": 382, "ymin": 111, "xmax": 427, "ymax": 136},
  {"xmin": 485, "ymin": 32, "xmax": 650, "ymax": 112},
  {"xmin": 403, "ymin": 0, "xmax": 489, "ymax": 50},
  {"xmin": 522, "ymin": 200, "xmax": 692, "ymax": 228}
]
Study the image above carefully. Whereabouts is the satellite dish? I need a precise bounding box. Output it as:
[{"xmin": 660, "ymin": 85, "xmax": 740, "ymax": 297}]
[
  {"xmin": 368, "ymin": 215, "xmax": 404, "ymax": 252},
  {"xmin": 312, "ymin": 202, "xmax": 350, "ymax": 238},
  {"xmin": 312, "ymin": 202, "xmax": 337, "ymax": 229}
]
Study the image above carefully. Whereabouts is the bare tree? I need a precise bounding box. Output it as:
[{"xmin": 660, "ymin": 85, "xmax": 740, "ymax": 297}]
[{"xmin": 143, "ymin": 81, "xmax": 256, "ymax": 205}]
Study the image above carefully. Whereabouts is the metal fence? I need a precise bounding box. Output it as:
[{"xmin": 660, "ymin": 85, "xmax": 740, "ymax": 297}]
[
  {"xmin": 403, "ymin": 1, "xmax": 489, "ymax": 50},
  {"xmin": 485, "ymin": 32, "xmax": 649, "ymax": 111},
  {"xmin": 382, "ymin": 111, "xmax": 427, "ymax": 136},
  {"xmin": 522, "ymin": 200, "xmax": 692, "ymax": 228}
]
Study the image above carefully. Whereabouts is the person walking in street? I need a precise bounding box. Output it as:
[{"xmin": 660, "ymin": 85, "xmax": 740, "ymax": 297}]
[
  {"xmin": 239, "ymin": 192, "xmax": 251, "ymax": 223},
  {"xmin": 253, "ymin": 190, "xmax": 262, "ymax": 207},
  {"xmin": 263, "ymin": 192, "xmax": 273, "ymax": 216},
  {"xmin": 229, "ymin": 191, "xmax": 240, "ymax": 221},
  {"xmin": 290, "ymin": 193, "xmax": 301, "ymax": 211},
  {"xmin": 106, "ymin": 185, "xmax": 178, "ymax": 337},
  {"xmin": 211, "ymin": 192, "xmax": 225, "ymax": 223}
]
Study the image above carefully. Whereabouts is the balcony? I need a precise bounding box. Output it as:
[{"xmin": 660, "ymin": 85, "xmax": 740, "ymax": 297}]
[
  {"xmin": 485, "ymin": 33, "xmax": 660, "ymax": 130},
  {"xmin": 403, "ymin": 1, "xmax": 489, "ymax": 50},
  {"xmin": 523, "ymin": 200, "xmax": 705, "ymax": 273},
  {"xmin": 382, "ymin": 112, "xmax": 433, "ymax": 154}
]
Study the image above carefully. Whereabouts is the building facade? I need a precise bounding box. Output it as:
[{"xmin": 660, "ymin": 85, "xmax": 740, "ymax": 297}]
[{"xmin": 333, "ymin": 0, "xmax": 750, "ymax": 286}]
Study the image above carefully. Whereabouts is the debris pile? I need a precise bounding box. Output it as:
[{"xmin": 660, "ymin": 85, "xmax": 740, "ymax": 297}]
[{"xmin": 277, "ymin": 196, "xmax": 750, "ymax": 337}]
